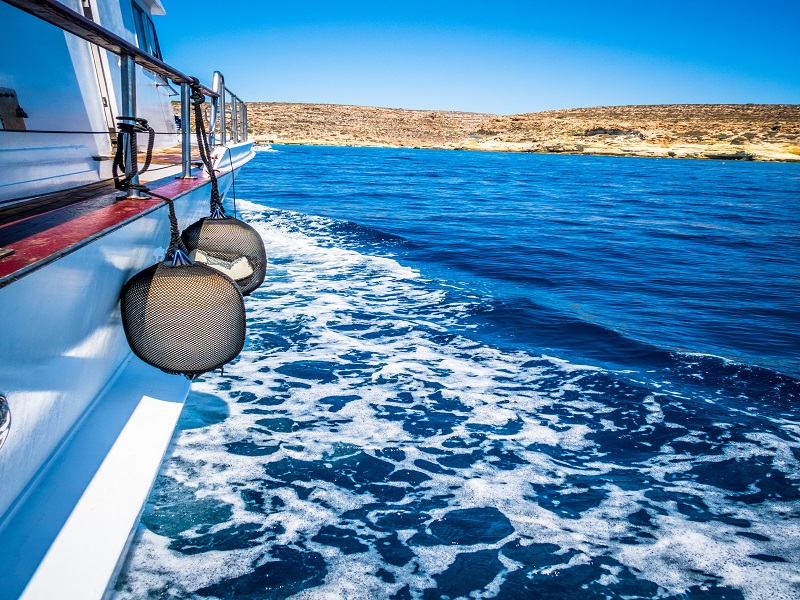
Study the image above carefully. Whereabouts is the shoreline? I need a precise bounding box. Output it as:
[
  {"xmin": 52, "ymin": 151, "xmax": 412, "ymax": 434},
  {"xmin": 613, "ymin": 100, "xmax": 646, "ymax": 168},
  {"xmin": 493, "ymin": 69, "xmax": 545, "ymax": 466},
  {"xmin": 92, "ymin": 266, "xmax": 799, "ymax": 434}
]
[
  {"xmin": 261, "ymin": 138, "xmax": 800, "ymax": 162},
  {"xmin": 246, "ymin": 103, "xmax": 800, "ymax": 163}
]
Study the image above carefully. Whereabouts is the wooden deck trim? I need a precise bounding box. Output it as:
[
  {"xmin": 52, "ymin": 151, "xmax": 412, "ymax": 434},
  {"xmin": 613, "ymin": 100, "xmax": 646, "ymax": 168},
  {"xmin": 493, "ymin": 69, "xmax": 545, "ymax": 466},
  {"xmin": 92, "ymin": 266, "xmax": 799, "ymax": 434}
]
[{"xmin": 0, "ymin": 172, "xmax": 213, "ymax": 285}]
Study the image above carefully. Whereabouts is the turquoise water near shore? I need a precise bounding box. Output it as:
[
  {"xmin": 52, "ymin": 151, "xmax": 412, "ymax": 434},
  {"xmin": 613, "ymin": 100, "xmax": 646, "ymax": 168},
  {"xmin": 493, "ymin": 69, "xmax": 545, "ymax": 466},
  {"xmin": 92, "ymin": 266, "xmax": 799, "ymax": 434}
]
[{"xmin": 114, "ymin": 147, "xmax": 800, "ymax": 599}]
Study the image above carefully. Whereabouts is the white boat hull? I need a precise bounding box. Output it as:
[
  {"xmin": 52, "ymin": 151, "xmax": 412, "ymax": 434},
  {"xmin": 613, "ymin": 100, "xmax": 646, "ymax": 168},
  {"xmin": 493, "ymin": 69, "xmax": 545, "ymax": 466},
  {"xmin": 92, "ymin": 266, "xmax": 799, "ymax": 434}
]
[
  {"xmin": 0, "ymin": 143, "xmax": 252, "ymax": 598},
  {"xmin": 0, "ymin": 0, "xmax": 256, "ymax": 595}
]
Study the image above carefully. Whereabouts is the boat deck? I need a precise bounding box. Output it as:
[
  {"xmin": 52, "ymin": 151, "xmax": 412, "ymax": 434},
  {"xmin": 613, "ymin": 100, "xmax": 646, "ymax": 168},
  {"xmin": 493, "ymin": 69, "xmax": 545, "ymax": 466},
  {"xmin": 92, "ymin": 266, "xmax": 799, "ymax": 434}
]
[{"xmin": 0, "ymin": 146, "xmax": 214, "ymax": 285}]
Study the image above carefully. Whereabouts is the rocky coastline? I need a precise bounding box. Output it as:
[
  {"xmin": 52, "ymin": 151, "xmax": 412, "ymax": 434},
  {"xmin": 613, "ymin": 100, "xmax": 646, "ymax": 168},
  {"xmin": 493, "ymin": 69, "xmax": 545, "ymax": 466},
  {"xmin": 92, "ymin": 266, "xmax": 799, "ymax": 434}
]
[{"xmin": 245, "ymin": 103, "xmax": 800, "ymax": 162}]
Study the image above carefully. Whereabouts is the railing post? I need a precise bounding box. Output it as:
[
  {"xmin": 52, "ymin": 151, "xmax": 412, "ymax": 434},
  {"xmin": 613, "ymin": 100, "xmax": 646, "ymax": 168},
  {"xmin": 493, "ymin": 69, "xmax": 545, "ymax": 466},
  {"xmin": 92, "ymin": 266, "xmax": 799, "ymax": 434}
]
[
  {"xmin": 179, "ymin": 82, "xmax": 194, "ymax": 179},
  {"xmin": 231, "ymin": 96, "xmax": 238, "ymax": 143},
  {"xmin": 209, "ymin": 71, "xmax": 222, "ymax": 147},
  {"xmin": 220, "ymin": 86, "xmax": 227, "ymax": 147},
  {"xmin": 236, "ymin": 97, "xmax": 241, "ymax": 143},
  {"xmin": 209, "ymin": 94, "xmax": 216, "ymax": 147},
  {"xmin": 242, "ymin": 102, "xmax": 248, "ymax": 141},
  {"xmin": 119, "ymin": 53, "xmax": 148, "ymax": 199}
]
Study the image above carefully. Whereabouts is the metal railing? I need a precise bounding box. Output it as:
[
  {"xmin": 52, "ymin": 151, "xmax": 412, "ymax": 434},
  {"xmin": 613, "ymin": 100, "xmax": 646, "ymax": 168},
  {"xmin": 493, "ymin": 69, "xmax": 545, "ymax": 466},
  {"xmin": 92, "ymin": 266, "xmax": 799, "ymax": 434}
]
[
  {"xmin": 2, "ymin": 0, "xmax": 249, "ymax": 195},
  {"xmin": 209, "ymin": 71, "xmax": 248, "ymax": 147}
]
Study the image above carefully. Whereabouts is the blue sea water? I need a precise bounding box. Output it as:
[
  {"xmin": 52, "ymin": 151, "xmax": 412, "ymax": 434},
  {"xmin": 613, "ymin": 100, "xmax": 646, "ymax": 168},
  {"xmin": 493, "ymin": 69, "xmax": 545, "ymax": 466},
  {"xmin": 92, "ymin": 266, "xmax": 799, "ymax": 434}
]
[{"xmin": 114, "ymin": 147, "xmax": 800, "ymax": 599}]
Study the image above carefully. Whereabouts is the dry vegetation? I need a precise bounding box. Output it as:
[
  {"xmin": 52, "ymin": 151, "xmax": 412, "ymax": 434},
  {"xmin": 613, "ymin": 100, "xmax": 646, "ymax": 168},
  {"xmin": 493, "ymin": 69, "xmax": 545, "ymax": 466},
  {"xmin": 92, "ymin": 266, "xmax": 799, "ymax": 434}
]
[
  {"xmin": 243, "ymin": 103, "xmax": 800, "ymax": 162},
  {"xmin": 247, "ymin": 103, "xmax": 492, "ymax": 149}
]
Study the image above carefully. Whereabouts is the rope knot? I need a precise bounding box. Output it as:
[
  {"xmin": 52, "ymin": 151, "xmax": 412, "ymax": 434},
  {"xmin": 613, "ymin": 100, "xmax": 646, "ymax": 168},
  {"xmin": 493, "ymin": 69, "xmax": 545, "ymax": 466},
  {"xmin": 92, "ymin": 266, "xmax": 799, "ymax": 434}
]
[
  {"xmin": 133, "ymin": 117, "xmax": 150, "ymax": 132},
  {"xmin": 189, "ymin": 79, "xmax": 205, "ymax": 104},
  {"xmin": 112, "ymin": 116, "xmax": 156, "ymax": 191},
  {"xmin": 116, "ymin": 115, "xmax": 137, "ymax": 134}
]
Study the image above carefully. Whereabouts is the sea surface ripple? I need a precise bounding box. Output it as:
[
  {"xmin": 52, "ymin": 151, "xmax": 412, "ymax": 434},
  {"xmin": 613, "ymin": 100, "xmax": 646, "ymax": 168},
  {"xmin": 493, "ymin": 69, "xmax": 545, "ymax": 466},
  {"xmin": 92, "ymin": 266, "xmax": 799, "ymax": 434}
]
[{"xmin": 114, "ymin": 146, "xmax": 800, "ymax": 599}]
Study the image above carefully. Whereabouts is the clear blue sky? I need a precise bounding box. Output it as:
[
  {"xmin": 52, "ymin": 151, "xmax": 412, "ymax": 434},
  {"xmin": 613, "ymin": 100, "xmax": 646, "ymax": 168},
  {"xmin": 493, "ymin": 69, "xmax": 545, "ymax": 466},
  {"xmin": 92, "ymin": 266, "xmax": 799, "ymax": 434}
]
[{"xmin": 156, "ymin": 0, "xmax": 799, "ymax": 115}]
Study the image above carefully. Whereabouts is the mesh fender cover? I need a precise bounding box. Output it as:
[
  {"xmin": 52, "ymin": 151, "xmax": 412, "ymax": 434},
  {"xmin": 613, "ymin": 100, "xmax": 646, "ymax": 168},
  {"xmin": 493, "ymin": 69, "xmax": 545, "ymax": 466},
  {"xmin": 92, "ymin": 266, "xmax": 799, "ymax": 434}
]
[
  {"xmin": 182, "ymin": 217, "xmax": 267, "ymax": 296},
  {"xmin": 121, "ymin": 262, "xmax": 246, "ymax": 377}
]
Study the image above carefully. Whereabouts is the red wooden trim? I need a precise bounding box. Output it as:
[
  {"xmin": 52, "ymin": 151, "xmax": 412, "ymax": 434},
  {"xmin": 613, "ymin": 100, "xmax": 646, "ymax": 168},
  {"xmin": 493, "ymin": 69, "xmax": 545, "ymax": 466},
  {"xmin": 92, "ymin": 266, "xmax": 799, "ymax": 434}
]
[{"xmin": 0, "ymin": 177, "xmax": 211, "ymax": 282}]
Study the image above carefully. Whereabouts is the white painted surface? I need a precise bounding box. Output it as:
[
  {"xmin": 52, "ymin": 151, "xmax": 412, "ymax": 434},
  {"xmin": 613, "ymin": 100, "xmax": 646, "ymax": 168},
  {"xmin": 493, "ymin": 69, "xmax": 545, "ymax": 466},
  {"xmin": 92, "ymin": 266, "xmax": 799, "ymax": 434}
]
[
  {"xmin": 0, "ymin": 357, "xmax": 188, "ymax": 600},
  {"xmin": 0, "ymin": 2, "xmax": 255, "ymax": 597},
  {"xmin": 0, "ymin": 185, "xmax": 206, "ymax": 523},
  {"xmin": 0, "ymin": 1, "xmax": 179, "ymax": 203},
  {"xmin": 0, "ymin": 3, "xmax": 109, "ymax": 202},
  {"xmin": 212, "ymin": 140, "xmax": 257, "ymax": 175},
  {"xmin": 0, "ymin": 162, "xmax": 248, "ymax": 598}
]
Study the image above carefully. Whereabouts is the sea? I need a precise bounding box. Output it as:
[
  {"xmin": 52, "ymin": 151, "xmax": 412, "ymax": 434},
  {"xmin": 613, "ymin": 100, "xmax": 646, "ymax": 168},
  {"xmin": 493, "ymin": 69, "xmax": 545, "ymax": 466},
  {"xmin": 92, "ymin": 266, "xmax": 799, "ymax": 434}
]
[{"xmin": 113, "ymin": 146, "xmax": 800, "ymax": 599}]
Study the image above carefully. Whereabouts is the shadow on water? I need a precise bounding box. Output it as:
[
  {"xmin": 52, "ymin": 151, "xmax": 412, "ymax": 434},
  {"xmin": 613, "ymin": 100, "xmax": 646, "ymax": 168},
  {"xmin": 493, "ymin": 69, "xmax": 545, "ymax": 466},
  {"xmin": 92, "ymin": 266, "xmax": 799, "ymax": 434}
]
[{"xmin": 463, "ymin": 295, "xmax": 675, "ymax": 369}]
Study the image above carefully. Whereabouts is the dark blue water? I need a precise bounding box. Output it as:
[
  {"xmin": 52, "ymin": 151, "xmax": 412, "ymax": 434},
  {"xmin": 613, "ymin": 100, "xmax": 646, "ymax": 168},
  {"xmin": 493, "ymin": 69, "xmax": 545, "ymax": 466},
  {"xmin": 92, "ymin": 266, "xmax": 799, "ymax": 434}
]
[{"xmin": 115, "ymin": 147, "xmax": 800, "ymax": 599}]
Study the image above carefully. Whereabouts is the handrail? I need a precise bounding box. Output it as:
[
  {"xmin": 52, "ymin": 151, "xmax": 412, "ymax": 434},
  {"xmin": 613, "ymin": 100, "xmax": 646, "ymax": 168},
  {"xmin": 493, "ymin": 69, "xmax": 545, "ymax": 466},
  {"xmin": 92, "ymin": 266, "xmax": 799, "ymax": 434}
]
[{"xmin": 1, "ymin": 0, "xmax": 217, "ymax": 98}]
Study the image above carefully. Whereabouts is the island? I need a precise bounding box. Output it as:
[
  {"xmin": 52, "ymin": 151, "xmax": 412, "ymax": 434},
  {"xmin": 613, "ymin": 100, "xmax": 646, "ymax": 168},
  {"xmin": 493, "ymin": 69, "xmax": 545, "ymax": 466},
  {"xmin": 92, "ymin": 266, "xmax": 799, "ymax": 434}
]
[{"xmin": 244, "ymin": 103, "xmax": 799, "ymax": 162}]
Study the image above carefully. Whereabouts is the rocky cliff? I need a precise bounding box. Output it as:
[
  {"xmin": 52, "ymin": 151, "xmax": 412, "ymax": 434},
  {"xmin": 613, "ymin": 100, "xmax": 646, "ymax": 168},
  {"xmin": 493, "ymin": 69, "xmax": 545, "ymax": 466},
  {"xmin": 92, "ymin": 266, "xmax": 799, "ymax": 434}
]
[{"xmin": 245, "ymin": 103, "xmax": 800, "ymax": 162}]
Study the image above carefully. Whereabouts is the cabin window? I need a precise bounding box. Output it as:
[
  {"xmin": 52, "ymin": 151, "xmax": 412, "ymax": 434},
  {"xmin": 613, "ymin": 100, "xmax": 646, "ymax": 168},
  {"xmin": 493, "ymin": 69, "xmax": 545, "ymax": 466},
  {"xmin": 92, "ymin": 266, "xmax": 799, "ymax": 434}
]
[{"xmin": 132, "ymin": 3, "xmax": 162, "ymax": 59}]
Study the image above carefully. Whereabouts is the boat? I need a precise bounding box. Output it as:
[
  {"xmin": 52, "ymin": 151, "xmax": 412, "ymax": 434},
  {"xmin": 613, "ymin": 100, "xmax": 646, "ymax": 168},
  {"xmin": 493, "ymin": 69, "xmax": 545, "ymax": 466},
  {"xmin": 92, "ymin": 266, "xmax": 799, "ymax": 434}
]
[
  {"xmin": 252, "ymin": 141, "xmax": 275, "ymax": 152},
  {"xmin": 0, "ymin": 1, "xmax": 256, "ymax": 597}
]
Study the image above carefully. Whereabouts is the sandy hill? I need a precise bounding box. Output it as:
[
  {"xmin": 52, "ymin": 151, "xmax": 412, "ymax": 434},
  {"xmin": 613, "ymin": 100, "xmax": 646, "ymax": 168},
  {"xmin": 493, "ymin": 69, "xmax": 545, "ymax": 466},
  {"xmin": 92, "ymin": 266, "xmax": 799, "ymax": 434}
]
[
  {"xmin": 247, "ymin": 103, "xmax": 492, "ymax": 149},
  {"xmin": 244, "ymin": 102, "xmax": 800, "ymax": 162}
]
